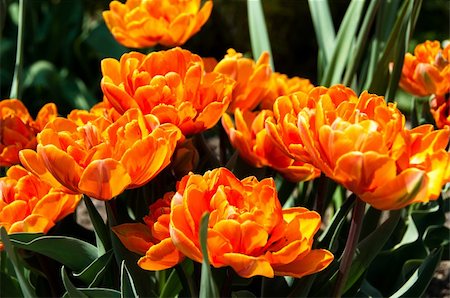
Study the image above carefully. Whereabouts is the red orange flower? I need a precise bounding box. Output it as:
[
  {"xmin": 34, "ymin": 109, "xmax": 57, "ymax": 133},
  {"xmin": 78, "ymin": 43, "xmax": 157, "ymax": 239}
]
[
  {"xmin": 170, "ymin": 168, "xmax": 333, "ymax": 278},
  {"xmin": 103, "ymin": 0, "xmax": 213, "ymax": 48},
  {"xmin": 213, "ymin": 49, "xmax": 272, "ymax": 112},
  {"xmin": 0, "ymin": 165, "xmax": 81, "ymax": 234},
  {"xmin": 112, "ymin": 192, "xmax": 183, "ymax": 270},
  {"xmin": 222, "ymin": 108, "xmax": 320, "ymax": 182},
  {"xmin": 260, "ymin": 72, "xmax": 314, "ymax": 110},
  {"xmin": 20, "ymin": 109, "xmax": 181, "ymax": 200},
  {"xmin": 101, "ymin": 47, "xmax": 234, "ymax": 136},
  {"xmin": 399, "ymin": 40, "xmax": 450, "ymax": 97},
  {"xmin": 0, "ymin": 99, "xmax": 57, "ymax": 167},
  {"xmin": 293, "ymin": 86, "xmax": 449, "ymax": 210},
  {"xmin": 430, "ymin": 94, "xmax": 450, "ymax": 128}
]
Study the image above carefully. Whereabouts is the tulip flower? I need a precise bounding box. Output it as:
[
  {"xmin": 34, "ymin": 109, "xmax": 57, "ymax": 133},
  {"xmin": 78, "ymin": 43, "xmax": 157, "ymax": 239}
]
[
  {"xmin": 399, "ymin": 40, "xmax": 450, "ymax": 97},
  {"xmin": 260, "ymin": 72, "xmax": 314, "ymax": 110},
  {"xmin": 265, "ymin": 85, "xmax": 358, "ymax": 164},
  {"xmin": 101, "ymin": 47, "xmax": 234, "ymax": 136},
  {"xmin": 103, "ymin": 0, "xmax": 213, "ymax": 48},
  {"xmin": 0, "ymin": 99, "xmax": 57, "ymax": 167},
  {"xmin": 169, "ymin": 168, "xmax": 333, "ymax": 278},
  {"xmin": 222, "ymin": 108, "xmax": 320, "ymax": 182},
  {"xmin": 295, "ymin": 86, "xmax": 449, "ymax": 210},
  {"xmin": 430, "ymin": 93, "xmax": 450, "ymax": 128},
  {"xmin": 20, "ymin": 109, "xmax": 181, "ymax": 200},
  {"xmin": 112, "ymin": 192, "xmax": 184, "ymax": 270},
  {"xmin": 213, "ymin": 49, "xmax": 272, "ymax": 112},
  {"xmin": 0, "ymin": 165, "xmax": 81, "ymax": 235}
]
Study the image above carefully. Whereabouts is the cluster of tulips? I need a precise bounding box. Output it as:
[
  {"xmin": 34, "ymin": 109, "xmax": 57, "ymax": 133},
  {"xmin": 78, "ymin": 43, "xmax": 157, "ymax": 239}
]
[{"xmin": 1, "ymin": 0, "xmax": 449, "ymax": 297}]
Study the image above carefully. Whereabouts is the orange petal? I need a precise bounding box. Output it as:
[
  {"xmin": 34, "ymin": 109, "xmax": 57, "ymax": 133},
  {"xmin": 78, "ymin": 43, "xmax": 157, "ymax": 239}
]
[
  {"xmin": 112, "ymin": 223, "xmax": 153, "ymax": 255},
  {"xmin": 273, "ymin": 249, "xmax": 334, "ymax": 278},
  {"xmin": 78, "ymin": 158, "xmax": 131, "ymax": 200},
  {"xmin": 138, "ymin": 238, "xmax": 183, "ymax": 270},
  {"xmin": 218, "ymin": 253, "xmax": 274, "ymax": 278}
]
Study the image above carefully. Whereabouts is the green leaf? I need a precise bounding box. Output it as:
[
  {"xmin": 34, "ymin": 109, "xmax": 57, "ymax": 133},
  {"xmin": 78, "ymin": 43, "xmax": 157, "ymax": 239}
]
[
  {"xmin": 61, "ymin": 266, "xmax": 88, "ymax": 298},
  {"xmin": 321, "ymin": 0, "xmax": 365, "ymax": 86},
  {"xmin": 357, "ymin": 279, "xmax": 383, "ymax": 297},
  {"xmin": 72, "ymin": 250, "xmax": 114, "ymax": 287},
  {"xmin": 62, "ymin": 266, "xmax": 121, "ymax": 298},
  {"xmin": 367, "ymin": 0, "xmax": 411, "ymax": 94},
  {"xmin": 343, "ymin": 0, "xmax": 382, "ymax": 86},
  {"xmin": 0, "ymin": 271, "xmax": 23, "ymax": 297},
  {"xmin": 247, "ymin": 0, "xmax": 274, "ymax": 70},
  {"xmin": 389, "ymin": 247, "xmax": 443, "ymax": 298},
  {"xmin": 120, "ymin": 261, "xmax": 138, "ymax": 298},
  {"xmin": 83, "ymin": 196, "xmax": 111, "ymax": 255},
  {"xmin": 199, "ymin": 212, "xmax": 219, "ymax": 298},
  {"xmin": 160, "ymin": 268, "xmax": 183, "ymax": 298},
  {"xmin": 83, "ymin": 22, "xmax": 128, "ymax": 60},
  {"xmin": 307, "ymin": 0, "xmax": 335, "ymax": 67},
  {"xmin": 385, "ymin": 0, "xmax": 414, "ymax": 102},
  {"xmin": 9, "ymin": 234, "xmax": 97, "ymax": 272},
  {"xmin": 0, "ymin": 228, "xmax": 35, "ymax": 297},
  {"xmin": 343, "ymin": 211, "xmax": 401, "ymax": 294}
]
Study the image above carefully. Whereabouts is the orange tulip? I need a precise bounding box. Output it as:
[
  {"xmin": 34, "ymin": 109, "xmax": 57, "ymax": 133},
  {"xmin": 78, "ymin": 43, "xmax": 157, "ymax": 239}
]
[
  {"xmin": 101, "ymin": 47, "xmax": 234, "ymax": 136},
  {"xmin": 20, "ymin": 109, "xmax": 181, "ymax": 200},
  {"xmin": 266, "ymin": 85, "xmax": 358, "ymax": 164},
  {"xmin": 222, "ymin": 108, "xmax": 320, "ymax": 182},
  {"xmin": 112, "ymin": 192, "xmax": 184, "ymax": 270},
  {"xmin": 0, "ymin": 165, "xmax": 81, "ymax": 235},
  {"xmin": 430, "ymin": 94, "xmax": 450, "ymax": 128},
  {"xmin": 213, "ymin": 49, "xmax": 272, "ymax": 112},
  {"xmin": 103, "ymin": 0, "xmax": 213, "ymax": 48},
  {"xmin": 0, "ymin": 99, "xmax": 57, "ymax": 167},
  {"xmin": 260, "ymin": 72, "xmax": 314, "ymax": 110},
  {"xmin": 296, "ymin": 86, "xmax": 449, "ymax": 210},
  {"xmin": 399, "ymin": 40, "xmax": 450, "ymax": 97},
  {"xmin": 168, "ymin": 167, "xmax": 333, "ymax": 278}
]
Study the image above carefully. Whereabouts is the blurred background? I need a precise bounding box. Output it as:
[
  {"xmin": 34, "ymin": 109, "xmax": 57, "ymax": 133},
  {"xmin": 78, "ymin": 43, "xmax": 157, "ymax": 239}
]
[{"xmin": 1, "ymin": 0, "xmax": 448, "ymax": 117}]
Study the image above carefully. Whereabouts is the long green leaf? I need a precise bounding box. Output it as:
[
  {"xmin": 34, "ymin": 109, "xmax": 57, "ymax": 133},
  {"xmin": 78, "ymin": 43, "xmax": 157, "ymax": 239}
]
[
  {"xmin": 61, "ymin": 266, "xmax": 88, "ymax": 298},
  {"xmin": 120, "ymin": 261, "xmax": 138, "ymax": 298},
  {"xmin": 247, "ymin": 0, "xmax": 274, "ymax": 70},
  {"xmin": 308, "ymin": 0, "xmax": 335, "ymax": 67},
  {"xmin": 343, "ymin": 0, "xmax": 382, "ymax": 86},
  {"xmin": 0, "ymin": 271, "xmax": 22, "ymax": 297},
  {"xmin": 389, "ymin": 247, "xmax": 443, "ymax": 298},
  {"xmin": 321, "ymin": 0, "xmax": 365, "ymax": 86},
  {"xmin": 199, "ymin": 212, "xmax": 219, "ymax": 298},
  {"xmin": 160, "ymin": 268, "xmax": 182, "ymax": 298},
  {"xmin": 9, "ymin": 234, "xmax": 97, "ymax": 272},
  {"xmin": 72, "ymin": 250, "xmax": 114, "ymax": 287},
  {"xmin": 367, "ymin": 0, "xmax": 411, "ymax": 94},
  {"xmin": 83, "ymin": 196, "xmax": 111, "ymax": 255},
  {"xmin": 0, "ymin": 228, "xmax": 35, "ymax": 297},
  {"xmin": 385, "ymin": 0, "xmax": 414, "ymax": 102},
  {"xmin": 343, "ymin": 211, "xmax": 401, "ymax": 294}
]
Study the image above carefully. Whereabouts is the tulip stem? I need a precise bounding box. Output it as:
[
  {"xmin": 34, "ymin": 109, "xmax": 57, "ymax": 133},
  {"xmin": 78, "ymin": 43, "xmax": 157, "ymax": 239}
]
[
  {"xmin": 175, "ymin": 264, "xmax": 198, "ymax": 298},
  {"xmin": 333, "ymin": 197, "xmax": 366, "ymax": 297},
  {"xmin": 9, "ymin": 0, "xmax": 26, "ymax": 99}
]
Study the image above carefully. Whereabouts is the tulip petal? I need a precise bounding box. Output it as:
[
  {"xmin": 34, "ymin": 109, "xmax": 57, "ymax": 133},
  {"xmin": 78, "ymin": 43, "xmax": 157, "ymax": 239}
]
[
  {"xmin": 112, "ymin": 223, "xmax": 153, "ymax": 255},
  {"xmin": 138, "ymin": 238, "xmax": 183, "ymax": 271},
  {"xmin": 273, "ymin": 249, "xmax": 334, "ymax": 278},
  {"xmin": 219, "ymin": 253, "xmax": 274, "ymax": 278},
  {"xmin": 78, "ymin": 158, "xmax": 131, "ymax": 200}
]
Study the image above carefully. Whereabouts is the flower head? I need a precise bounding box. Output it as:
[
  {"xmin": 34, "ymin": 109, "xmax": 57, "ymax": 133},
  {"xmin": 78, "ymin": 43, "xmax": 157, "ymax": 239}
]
[
  {"xmin": 295, "ymin": 86, "xmax": 449, "ymax": 210},
  {"xmin": 0, "ymin": 99, "xmax": 57, "ymax": 167},
  {"xmin": 169, "ymin": 168, "xmax": 333, "ymax": 278},
  {"xmin": 0, "ymin": 165, "xmax": 81, "ymax": 235},
  {"xmin": 430, "ymin": 94, "xmax": 450, "ymax": 128},
  {"xmin": 101, "ymin": 47, "xmax": 234, "ymax": 136},
  {"xmin": 112, "ymin": 192, "xmax": 184, "ymax": 270},
  {"xmin": 399, "ymin": 40, "xmax": 450, "ymax": 97},
  {"xmin": 213, "ymin": 49, "xmax": 272, "ymax": 112},
  {"xmin": 222, "ymin": 108, "xmax": 320, "ymax": 182},
  {"xmin": 103, "ymin": 0, "xmax": 213, "ymax": 48},
  {"xmin": 20, "ymin": 109, "xmax": 181, "ymax": 200}
]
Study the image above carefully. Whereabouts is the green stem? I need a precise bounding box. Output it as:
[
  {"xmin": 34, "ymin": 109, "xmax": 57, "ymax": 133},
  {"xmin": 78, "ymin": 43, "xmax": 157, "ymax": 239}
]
[
  {"xmin": 333, "ymin": 197, "xmax": 366, "ymax": 298},
  {"xmin": 9, "ymin": 0, "xmax": 26, "ymax": 99}
]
